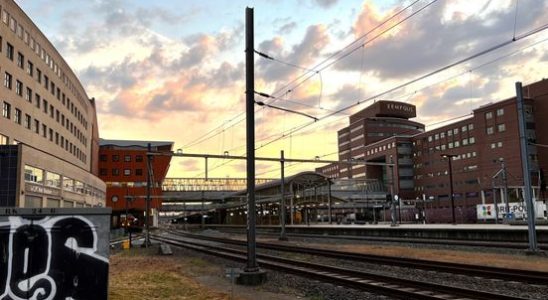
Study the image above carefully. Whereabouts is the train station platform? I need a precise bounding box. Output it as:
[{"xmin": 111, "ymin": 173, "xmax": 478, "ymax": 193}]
[{"xmin": 205, "ymin": 223, "xmax": 548, "ymax": 245}]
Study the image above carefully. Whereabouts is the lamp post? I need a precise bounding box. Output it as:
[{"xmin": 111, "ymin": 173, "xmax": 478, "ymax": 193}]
[{"xmin": 441, "ymin": 154, "xmax": 457, "ymax": 224}]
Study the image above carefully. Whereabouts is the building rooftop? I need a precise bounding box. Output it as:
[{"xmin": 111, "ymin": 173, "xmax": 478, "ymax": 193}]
[{"xmin": 99, "ymin": 139, "xmax": 174, "ymax": 148}]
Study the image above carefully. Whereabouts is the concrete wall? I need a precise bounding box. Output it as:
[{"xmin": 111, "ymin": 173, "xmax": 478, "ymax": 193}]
[{"xmin": 0, "ymin": 208, "xmax": 111, "ymax": 299}]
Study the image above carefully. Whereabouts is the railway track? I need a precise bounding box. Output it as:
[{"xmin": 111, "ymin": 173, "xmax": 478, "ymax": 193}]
[
  {"xmin": 167, "ymin": 230, "xmax": 548, "ymax": 285},
  {"xmin": 151, "ymin": 232, "xmax": 533, "ymax": 300}
]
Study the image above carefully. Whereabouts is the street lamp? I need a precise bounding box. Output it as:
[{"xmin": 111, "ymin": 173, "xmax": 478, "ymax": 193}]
[{"xmin": 441, "ymin": 154, "xmax": 457, "ymax": 224}]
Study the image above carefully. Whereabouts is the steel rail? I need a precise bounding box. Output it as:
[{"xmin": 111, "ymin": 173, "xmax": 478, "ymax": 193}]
[
  {"xmin": 168, "ymin": 230, "xmax": 548, "ymax": 285},
  {"xmin": 151, "ymin": 233, "xmax": 531, "ymax": 300}
]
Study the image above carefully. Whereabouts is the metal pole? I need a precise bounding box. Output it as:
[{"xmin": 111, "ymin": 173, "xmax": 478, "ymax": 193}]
[
  {"xmin": 327, "ymin": 179, "xmax": 332, "ymax": 224},
  {"xmin": 145, "ymin": 143, "xmax": 152, "ymax": 248},
  {"xmin": 290, "ymin": 183, "xmax": 294, "ymax": 225},
  {"xmin": 501, "ymin": 159, "xmax": 510, "ymax": 220},
  {"xmin": 279, "ymin": 150, "xmax": 287, "ymax": 240},
  {"xmin": 245, "ymin": 7, "xmax": 259, "ymax": 271},
  {"xmin": 389, "ymin": 156, "xmax": 396, "ymax": 226},
  {"xmin": 492, "ymin": 180, "xmax": 499, "ymax": 224},
  {"xmin": 515, "ymin": 81, "xmax": 539, "ymax": 252},
  {"xmin": 448, "ymin": 157, "xmax": 456, "ymax": 224},
  {"xmin": 201, "ymin": 191, "xmax": 205, "ymax": 229}
]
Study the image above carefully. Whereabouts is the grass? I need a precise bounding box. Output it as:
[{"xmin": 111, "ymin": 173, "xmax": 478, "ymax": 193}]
[{"xmin": 109, "ymin": 247, "xmax": 230, "ymax": 300}]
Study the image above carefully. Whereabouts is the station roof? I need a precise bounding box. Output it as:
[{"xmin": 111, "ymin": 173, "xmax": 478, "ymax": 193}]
[{"xmin": 228, "ymin": 171, "xmax": 332, "ymax": 198}]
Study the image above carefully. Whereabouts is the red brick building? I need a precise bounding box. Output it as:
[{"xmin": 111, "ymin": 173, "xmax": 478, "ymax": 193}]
[
  {"xmin": 317, "ymin": 79, "xmax": 548, "ymax": 221},
  {"xmin": 99, "ymin": 139, "xmax": 173, "ymax": 227}
]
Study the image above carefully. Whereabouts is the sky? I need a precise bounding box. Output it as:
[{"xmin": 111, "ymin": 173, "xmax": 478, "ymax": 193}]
[{"xmin": 16, "ymin": 0, "xmax": 548, "ymax": 179}]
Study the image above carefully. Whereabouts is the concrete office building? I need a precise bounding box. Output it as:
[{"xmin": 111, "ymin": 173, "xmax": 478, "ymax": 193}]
[{"xmin": 0, "ymin": 0, "xmax": 105, "ymax": 207}]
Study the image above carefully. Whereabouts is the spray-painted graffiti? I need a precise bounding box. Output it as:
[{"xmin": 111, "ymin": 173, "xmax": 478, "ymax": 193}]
[{"xmin": 0, "ymin": 215, "xmax": 109, "ymax": 300}]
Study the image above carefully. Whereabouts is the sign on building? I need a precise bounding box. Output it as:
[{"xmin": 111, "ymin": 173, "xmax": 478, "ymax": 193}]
[
  {"xmin": 477, "ymin": 202, "xmax": 547, "ymax": 220},
  {"xmin": 0, "ymin": 208, "xmax": 111, "ymax": 299}
]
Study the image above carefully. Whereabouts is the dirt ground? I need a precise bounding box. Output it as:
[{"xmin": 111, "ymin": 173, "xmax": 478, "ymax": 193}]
[
  {"xmin": 108, "ymin": 247, "xmax": 298, "ymax": 300},
  {"xmin": 109, "ymin": 240, "xmax": 548, "ymax": 299}
]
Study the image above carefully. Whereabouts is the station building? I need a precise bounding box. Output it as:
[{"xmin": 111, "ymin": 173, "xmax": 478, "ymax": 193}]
[
  {"xmin": 0, "ymin": 0, "xmax": 105, "ymax": 208},
  {"xmin": 98, "ymin": 139, "xmax": 173, "ymax": 227},
  {"xmin": 317, "ymin": 79, "xmax": 548, "ymax": 220}
]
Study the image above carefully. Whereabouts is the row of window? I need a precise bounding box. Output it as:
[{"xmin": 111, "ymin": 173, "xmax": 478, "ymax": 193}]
[
  {"xmin": 24, "ymin": 165, "xmax": 105, "ymax": 198},
  {"xmin": 486, "ymin": 124, "xmax": 506, "ymax": 134},
  {"xmin": 99, "ymin": 168, "xmax": 144, "ymax": 176},
  {"xmin": 3, "ymin": 72, "xmax": 88, "ymax": 147},
  {"xmin": 414, "ymin": 151, "xmax": 478, "ymax": 169},
  {"xmin": 425, "ymin": 123, "xmax": 475, "ymax": 143},
  {"xmin": 100, "ymin": 154, "xmax": 145, "ymax": 162},
  {"xmin": 2, "ymin": 101, "xmax": 87, "ymax": 163},
  {"xmin": 485, "ymin": 108, "xmax": 504, "ymax": 120},
  {"xmin": 1, "ymin": 6, "xmax": 88, "ymax": 119}
]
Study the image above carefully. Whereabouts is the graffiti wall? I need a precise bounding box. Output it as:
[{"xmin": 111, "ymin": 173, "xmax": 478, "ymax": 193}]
[{"xmin": 0, "ymin": 208, "xmax": 111, "ymax": 300}]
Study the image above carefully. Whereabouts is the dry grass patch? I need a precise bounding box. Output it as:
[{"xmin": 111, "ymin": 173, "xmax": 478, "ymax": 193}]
[{"xmin": 109, "ymin": 249, "xmax": 230, "ymax": 300}]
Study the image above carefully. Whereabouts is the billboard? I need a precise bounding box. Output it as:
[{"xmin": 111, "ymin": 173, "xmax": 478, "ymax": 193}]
[
  {"xmin": 477, "ymin": 201, "xmax": 547, "ymax": 220},
  {"xmin": 0, "ymin": 208, "xmax": 111, "ymax": 300}
]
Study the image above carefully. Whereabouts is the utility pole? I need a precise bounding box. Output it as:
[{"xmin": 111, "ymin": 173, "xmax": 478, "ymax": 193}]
[
  {"xmin": 279, "ymin": 150, "xmax": 287, "ymax": 241},
  {"xmin": 441, "ymin": 154, "xmax": 457, "ymax": 224},
  {"xmin": 501, "ymin": 158, "xmax": 510, "ymax": 220},
  {"xmin": 515, "ymin": 82, "xmax": 540, "ymax": 253},
  {"xmin": 238, "ymin": 7, "xmax": 265, "ymax": 285},
  {"xmin": 145, "ymin": 143, "xmax": 152, "ymax": 248}
]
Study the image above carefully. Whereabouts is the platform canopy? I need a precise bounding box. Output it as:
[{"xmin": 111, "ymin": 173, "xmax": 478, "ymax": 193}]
[{"xmin": 223, "ymin": 171, "xmax": 333, "ymax": 206}]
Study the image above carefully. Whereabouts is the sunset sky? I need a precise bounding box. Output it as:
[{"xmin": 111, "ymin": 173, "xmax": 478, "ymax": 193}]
[{"xmin": 16, "ymin": 0, "xmax": 548, "ymax": 178}]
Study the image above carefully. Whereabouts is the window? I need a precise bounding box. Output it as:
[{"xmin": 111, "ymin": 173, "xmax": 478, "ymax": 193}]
[
  {"xmin": 497, "ymin": 124, "xmax": 506, "ymax": 132},
  {"xmin": 0, "ymin": 133, "xmax": 8, "ymax": 145},
  {"xmin": 15, "ymin": 80, "xmax": 22, "ymax": 96},
  {"xmin": 34, "ymin": 119, "xmax": 39, "ymax": 134},
  {"xmin": 497, "ymin": 141, "xmax": 503, "ymax": 148},
  {"xmin": 112, "ymin": 155, "xmax": 120, "ymax": 162},
  {"xmin": 6, "ymin": 43, "xmax": 13, "ymax": 60},
  {"xmin": 27, "ymin": 61, "xmax": 33, "ymax": 76},
  {"xmin": 462, "ymin": 139, "xmax": 468, "ymax": 146},
  {"xmin": 486, "ymin": 127, "xmax": 494, "ymax": 135},
  {"xmin": 136, "ymin": 155, "xmax": 144, "ymax": 162},
  {"xmin": 42, "ymin": 124, "xmax": 47, "ymax": 137},
  {"xmin": 124, "ymin": 155, "xmax": 131, "ymax": 162},
  {"xmin": 99, "ymin": 168, "xmax": 107, "ymax": 176},
  {"xmin": 4, "ymin": 72, "xmax": 12, "ymax": 89},
  {"xmin": 24, "ymin": 114, "xmax": 31, "ymax": 129},
  {"xmin": 44, "ymin": 76, "xmax": 49, "ymax": 89},
  {"xmin": 123, "ymin": 169, "xmax": 131, "ymax": 176},
  {"xmin": 447, "ymin": 129, "xmax": 452, "ymax": 136},
  {"xmin": 100, "ymin": 154, "xmax": 107, "ymax": 161},
  {"xmin": 496, "ymin": 108, "xmax": 504, "ymax": 116},
  {"xmin": 17, "ymin": 52, "xmax": 24, "ymax": 68},
  {"xmin": 485, "ymin": 112, "xmax": 493, "ymax": 119},
  {"xmin": 135, "ymin": 169, "xmax": 143, "ymax": 176},
  {"xmin": 14, "ymin": 108, "xmax": 21, "ymax": 124},
  {"xmin": 49, "ymin": 128, "xmax": 53, "ymax": 141},
  {"xmin": 37, "ymin": 69, "xmax": 41, "ymax": 83},
  {"xmin": 461, "ymin": 125, "xmax": 467, "ymax": 132},
  {"xmin": 112, "ymin": 169, "xmax": 120, "ymax": 176},
  {"xmin": 453, "ymin": 128, "xmax": 459, "ymax": 134},
  {"xmin": 468, "ymin": 123, "xmax": 474, "ymax": 130},
  {"xmin": 469, "ymin": 137, "xmax": 475, "ymax": 144},
  {"xmin": 25, "ymin": 87, "xmax": 32, "ymax": 102},
  {"xmin": 3, "ymin": 102, "xmax": 11, "ymax": 119},
  {"xmin": 35, "ymin": 94, "xmax": 41, "ymax": 108}
]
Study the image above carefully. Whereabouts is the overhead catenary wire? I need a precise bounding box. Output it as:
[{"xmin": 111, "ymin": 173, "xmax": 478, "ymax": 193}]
[
  {"xmin": 203, "ymin": 33, "xmax": 548, "ymax": 177},
  {"xmin": 182, "ymin": 0, "xmax": 428, "ymax": 150}
]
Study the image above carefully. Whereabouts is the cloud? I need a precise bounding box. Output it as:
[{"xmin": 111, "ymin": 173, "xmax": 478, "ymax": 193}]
[
  {"xmin": 336, "ymin": 1, "xmax": 548, "ymax": 80},
  {"xmin": 313, "ymin": 0, "xmax": 338, "ymax": 9},
  {"xmin": 257, "ymin": 24, "xmax": 330, "ymax": 83}
]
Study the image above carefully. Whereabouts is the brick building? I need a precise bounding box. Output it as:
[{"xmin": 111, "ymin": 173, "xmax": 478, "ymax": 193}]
[
  {"xmin": 317, "ymin": 79, "xmax": 548, "ymax": 219},
  {"xmin": 99, "ymin": 139, "xmax": 173, "ymax": 227}
]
